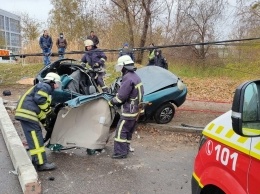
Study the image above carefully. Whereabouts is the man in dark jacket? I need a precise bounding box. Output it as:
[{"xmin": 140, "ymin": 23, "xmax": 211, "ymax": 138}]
[
  {"xmin": 39, "ymin": 30, "xmax": 53, "ymax": 66},
  {"xmin": 87, "ymin": 31, "xmax": 99, "ymax": 48},
  {"xmin": 56, "ymin": 32, "xmax": 67, "ymax": 60},
  {"xmin": 15, "ymin": 72, "xmax": 61, "ymax": 171},
  {"xmin": 108, "ymin": 55, "xmax": 144, "ymax": 159},
  {"xmin": 118, "ymin": 42, "xmax": 135, "ymax": 61},
  {"xmin": 81, "ymin": 39, "xmax": 108, "ymax": 92},
  {"xmin": 154, "ymin": 49, "xmax": 168, "ymax": 70}
]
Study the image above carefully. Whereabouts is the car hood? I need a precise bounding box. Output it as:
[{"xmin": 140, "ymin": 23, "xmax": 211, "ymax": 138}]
[{"xmin": 136, "ymin": 66, "xmax": 179, "ymax": 95}]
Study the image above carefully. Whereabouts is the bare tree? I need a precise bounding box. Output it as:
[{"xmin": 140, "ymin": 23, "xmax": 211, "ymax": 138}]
[{"xmin": 177, "ymin": 0, "xmax": 227, "ymax": 61}]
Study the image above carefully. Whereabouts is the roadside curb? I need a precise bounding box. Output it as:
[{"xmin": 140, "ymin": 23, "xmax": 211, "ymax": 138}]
[
  {"xmin": 0, "ymin": 98, "xmax": 41, "ymax": 194},
  {"xmin": 145, "ymin": 123, "xmax": 203, "ymax": 134}
]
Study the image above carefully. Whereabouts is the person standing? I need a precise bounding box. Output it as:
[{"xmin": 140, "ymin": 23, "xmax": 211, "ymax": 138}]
[
  {"xmin": 56, "ymin": 32, "xmax": 67, "ymax": 60},
  {"xmin": 118, "ymin": 42, "xmax": 135, "ymax": 61},
  {"xmin": 147, "ymin": 43, "xmax": 157, "ymax": 66},
  {"xmin": 108, "ymin": 55, "xmax": 144, "ymax": 159},
  {"xmin": 15, "ymin": 72, "xmax": 61, "ymax": 171},
  {"xmin": 81, "ymin": 39, "xmax": 108, "ymax": 92},
  {"xmin": 39, "ymin": 30, "xmax": 53, "ymax": 66},
  {"xmin": 87, "ymin": 31, "xmax": 99, "ymax": 48},
  {"xmin": 154, "ymin": 49, "xmax": 168, "ymax": 70}
]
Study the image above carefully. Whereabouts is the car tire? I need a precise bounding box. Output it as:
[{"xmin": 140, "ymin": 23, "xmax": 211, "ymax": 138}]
[{"xmin": 154, "ymin": 102, "xmax": 175, "ymax": 124}]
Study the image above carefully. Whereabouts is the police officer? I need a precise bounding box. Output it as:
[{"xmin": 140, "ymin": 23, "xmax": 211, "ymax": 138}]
[
  {"xmin": 81, "ymin": 39, "xmax": 108, "ymax": 92},
  {"xmin": 147, "ymin": 43, "xmax": 156, "ymax": 66},
  {"xmin": 108, "ymin": 55, "xmax": 144, "ymax": 159},
  {"xmin": 15, "ymin": 72, "xmax": 61, "ymax": 171}
]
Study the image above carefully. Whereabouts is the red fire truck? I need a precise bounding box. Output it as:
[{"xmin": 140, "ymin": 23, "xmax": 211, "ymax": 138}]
[{"xmin": 192, "ymin": 80, "xmax": 260, "ymax": 194}]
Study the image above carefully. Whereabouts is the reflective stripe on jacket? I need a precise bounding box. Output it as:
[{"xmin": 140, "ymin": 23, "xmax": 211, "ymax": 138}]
[
  {"xmin": 15, "ymin": 82, "xmax": 53, "ymax": 124},
  {"xmin": 111, "ymin": 71, "xmax": 144, "ymax": 120}
]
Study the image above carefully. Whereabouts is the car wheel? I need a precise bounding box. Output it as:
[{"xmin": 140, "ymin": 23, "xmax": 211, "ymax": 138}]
[{"xmin": 154, "ymin": 103, "xmax": 175, "ymax": 124}]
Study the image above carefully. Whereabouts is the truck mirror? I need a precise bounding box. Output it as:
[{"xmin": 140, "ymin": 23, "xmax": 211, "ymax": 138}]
[{"xmin": 231, "ymin": 80, "xmax": 260, "ymax": 137}]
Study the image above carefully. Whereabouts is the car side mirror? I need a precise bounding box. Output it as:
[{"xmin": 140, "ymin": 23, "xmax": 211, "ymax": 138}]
[{"xmin": 231, "ymin": 80, "xmax": 260, "ymax": 137}]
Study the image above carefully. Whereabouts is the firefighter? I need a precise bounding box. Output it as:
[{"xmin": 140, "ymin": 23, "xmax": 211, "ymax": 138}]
[
  {"xmin": 15, "ymin": 72, "xmax": 61, "ymax": 171},
  {"xmin": 108, "ymin": 55, "xmax": 144, "ymax": 159},
  {"xmin": 81, "ymin": 39, "xmax": 108, "ymax": 92}
]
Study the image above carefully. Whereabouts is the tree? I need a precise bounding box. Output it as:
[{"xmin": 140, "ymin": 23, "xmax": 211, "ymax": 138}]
[
  {"xmin": 177, "ymin": 0, "xmax": 227, "ymax": 61},
  {"xmin": 20, "ymin": 13, "xmax": 41, "ymax": 45},
  {"xmin": 105, "ymin": 0, "xmax": 159, "ymax": 63},
  {"xmin": 49, "ymin": 0, "xmax": 96, "ymax": 44}
]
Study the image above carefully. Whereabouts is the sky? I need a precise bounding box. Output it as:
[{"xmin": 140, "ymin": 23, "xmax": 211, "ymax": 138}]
[
  {"xmin": 0, "ymin": 0, "xmax": 53, "ymax": 26},
  {"xmin": 0, "ymin": 0, "xmax": 251, "ymax": 39}
]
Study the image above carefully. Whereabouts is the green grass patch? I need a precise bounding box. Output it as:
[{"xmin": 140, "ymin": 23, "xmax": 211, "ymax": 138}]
[
  {"xmin": 0, "ymin": 63, "xmax": 43, "ymax": 85},
  {"xmin": 0, "ymin": 61, "xmax": 260, "ymax": 86},
  {"xmin": 168, "ymin": 62, "xmax": 260, "ymax": 81}
]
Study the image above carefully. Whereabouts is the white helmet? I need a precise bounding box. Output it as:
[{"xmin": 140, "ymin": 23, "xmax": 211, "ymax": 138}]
[
  {"xmin": 84, "ymin": 39, "xmax": 94, "ymax": 47},
  {"xmin": 115, "ymin": 55, "xmax": 135, "ymax": 72},
  {"xmin": 44, "ymin": 72, "xmax": 61, "ymax": 82}
]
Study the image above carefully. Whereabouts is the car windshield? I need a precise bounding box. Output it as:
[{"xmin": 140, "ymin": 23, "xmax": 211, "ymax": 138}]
[{"xmin": 136, "ymin": 66, "xmax": 179, "ymax": 95}]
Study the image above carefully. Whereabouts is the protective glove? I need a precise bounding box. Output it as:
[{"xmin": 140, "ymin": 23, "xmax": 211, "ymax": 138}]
[{"xmin": 108, "ymin": 100, "xmax": 113, "ymax": 107}]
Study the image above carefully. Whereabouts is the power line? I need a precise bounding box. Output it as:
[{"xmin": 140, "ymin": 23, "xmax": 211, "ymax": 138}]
[{"xmin": 3, "ymin": 37, "xmax": 260, "ymax": 58}]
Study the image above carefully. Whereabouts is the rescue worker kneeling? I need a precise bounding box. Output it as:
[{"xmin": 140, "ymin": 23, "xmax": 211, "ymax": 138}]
[
  {"xmin": 15, "ymin": 72, "xmax": 61, "ymax": 171},
  {"xmin": 108, "ymin": 55, "xmax": 144, "ymax": 159}
]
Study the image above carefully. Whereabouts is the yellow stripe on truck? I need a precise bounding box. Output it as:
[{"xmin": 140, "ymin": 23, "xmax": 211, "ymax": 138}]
[{"xmin": 204, "ymin": 121, "xmax": 260, "ymax": 160}]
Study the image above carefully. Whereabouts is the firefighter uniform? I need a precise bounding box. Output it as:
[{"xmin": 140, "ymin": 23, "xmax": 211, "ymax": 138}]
[
  {"xmin": 109, "ymin": 55, "xmax": 144, "ymax": 158},
  {"xmin": 15, "ymin": 72, "xmax": 60, "ymax": 170},
  {"xmin": 81, "ymin": 39, "xmax": 108, "ymax": 92}
]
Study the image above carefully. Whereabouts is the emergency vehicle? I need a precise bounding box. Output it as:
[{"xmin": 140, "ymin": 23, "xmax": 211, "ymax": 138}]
[
  {"xmin": 0, "ymin": 49, "xmax": 16, "ymax": 63},
  {"xmin": 192, "ymin": 80, "xmax": 260, "ymax": 194}
]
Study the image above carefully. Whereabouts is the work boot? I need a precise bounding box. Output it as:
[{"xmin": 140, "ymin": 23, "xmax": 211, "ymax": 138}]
[
  {"xmin": 37, "ymin": 162, "xmax": 56, "ymax": 171},
  {"xmin": 112, "ymin": 153, "xmax": 127, "ymax": 159}
]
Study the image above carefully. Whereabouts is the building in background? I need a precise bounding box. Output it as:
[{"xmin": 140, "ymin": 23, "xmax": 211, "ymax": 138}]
[{"xmin": 0, "ymin": 8, "xmax": 21, "ymax": 53}]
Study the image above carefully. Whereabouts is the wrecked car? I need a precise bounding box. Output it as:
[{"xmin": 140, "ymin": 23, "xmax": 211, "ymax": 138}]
[
  {"xmin": 34, "ymin": 58, "xmax": 99, "ymax": 104},
  {"xmin": 34, "ymin": 59, "xmax": 187, "ymax": 151},
  {"xmin": 110, "ymin": 66, "xmax": 187, "ymax": 124}
]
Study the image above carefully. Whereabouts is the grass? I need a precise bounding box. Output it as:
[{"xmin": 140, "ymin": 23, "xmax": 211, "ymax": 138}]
[
  {"xmin": 0, "ymin": 63, "xmax": 43, "ymax": 85},
  {"xmin": 168, "ymin": 61, "xmax": 260, "ymax": 81},
  {"xmin": 0, "ymin": 60, "xmax": 260, "ymax": 86}
]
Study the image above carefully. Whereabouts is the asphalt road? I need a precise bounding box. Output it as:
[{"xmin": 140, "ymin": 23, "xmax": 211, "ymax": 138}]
[
  {"xmin": 39, "ymin": 130, "xmax": 199, "ymax": 194},
  {"xmin": 0, "ymin": 129, "xmax": 22, "ymax": 194}
]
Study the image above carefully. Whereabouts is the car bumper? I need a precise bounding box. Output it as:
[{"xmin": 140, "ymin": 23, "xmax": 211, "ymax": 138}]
[
  {"xmin": 191, "ymin": 174, "xmax": 202, "ymax": 194},
  {"xmin": 173, "ymin": 87, "xmax": 187, "ymax": 107}
]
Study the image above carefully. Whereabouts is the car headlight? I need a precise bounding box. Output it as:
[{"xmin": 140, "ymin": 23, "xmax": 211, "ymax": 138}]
[{"xmin": 177, "ymin": 79, "xmax": 186, "ymax": 90}]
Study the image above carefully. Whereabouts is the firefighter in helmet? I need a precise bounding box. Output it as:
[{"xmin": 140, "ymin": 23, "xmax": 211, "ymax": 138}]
[
  {"xmin": 81, "ymin": 39, "xmax": 108, "ymax": 92},
  {"xmin": 108, "ymin": 55, "xmax": 144, "ymax": 159},
  {"xmin": 15, "ymin": 72, "xmax": 61, "ymax": 171}
]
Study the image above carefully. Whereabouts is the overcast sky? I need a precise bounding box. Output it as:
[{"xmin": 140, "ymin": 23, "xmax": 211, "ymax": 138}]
[
  {"xmin": 0, "ymin": 0, "xmax": 248, "ymax": 39},
  {"xmin": 0, "ymin": 0, "xmax": 53, "ymax": 25}
]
